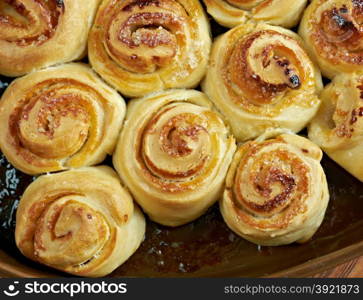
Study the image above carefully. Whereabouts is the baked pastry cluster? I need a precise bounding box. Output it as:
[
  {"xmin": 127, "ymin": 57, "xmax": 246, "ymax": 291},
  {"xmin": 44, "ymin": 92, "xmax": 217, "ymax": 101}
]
[{"xmin": 2, "ymin": 0, "xmax": 362, "ymax": 277}]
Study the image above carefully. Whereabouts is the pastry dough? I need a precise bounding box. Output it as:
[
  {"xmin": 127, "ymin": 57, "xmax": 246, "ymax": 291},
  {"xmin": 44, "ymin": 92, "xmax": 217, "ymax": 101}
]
[
  {"xmin": 0, "ymin": 0, "xmax": 100, "ymax": 77},
  {"xmin": 113, "ymin": 89, "xmax": 236, "ymax": 227},
  {"xmin": 88, "ymin": 0, "xmax": 211, "ymax": 98},
  {"xmin": 221, "ymin": 134, "xmax": 329, "ymax": 246},
  {"xmin": 0, "ymin": 63, "xmax": 125, "ymax": 175},
  {"xmin": 203, "ymin": 0, "xmax": 307, "ymax": 28},
  {"xmin": 309, "ymin": 72, "xmax": 363, "ymax": 182},
  {"xmin": 15, "ymin": 166, "xmax": 146, "ymax": 277},
  {"xmin": 202, "ymin": 23, "xmax": 322, "ymax": 142},
  {"xmin": 299, "ymin": 0, "xmax": 363, "ymax": 79}
]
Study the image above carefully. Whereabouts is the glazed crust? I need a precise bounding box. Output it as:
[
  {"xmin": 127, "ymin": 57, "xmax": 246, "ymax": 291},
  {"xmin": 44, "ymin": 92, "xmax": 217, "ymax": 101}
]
[
  {"xmin": 15, "ymin": 166, "xmax": 146, "ymax": 277},
  {"xmin": 309, "ymin": 72, "xmax": 363, "ymax": 182},
  {"xmin": 113, "ymin": 89, "xmax": 236, "ymax": 226},
  {"xmin": 0, "ymin": 0, "xmax": 100, "ymax": 77},
  {"xmin": 0, "ymin": 63, "xmax": 125, "ymax": 175},
  {"xmin": 202, "ymin": 23, "xmax": 322, "ymax": 142},
  {"xmin": 221, "ymin": 134, "xmax": 329, "ymax": 246},
  {"xmin": 299, "ymin": 0, "xmax": 363, "ymax": 79},
  {"xmin": 88, "ymin": 0, "xmax": 211, "ymax": 98},
  {"xmin": 203, "ymin": 0, "xmax": 308, "ymax": 28}
]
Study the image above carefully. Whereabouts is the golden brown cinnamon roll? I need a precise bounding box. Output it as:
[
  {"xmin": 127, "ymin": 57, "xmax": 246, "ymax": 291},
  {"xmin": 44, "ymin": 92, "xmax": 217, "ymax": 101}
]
[
  {"xmin": 0, "ymin": 0, "xmax": 100, "ymax": 77},
  {"xmin": 299, "ymin": 0, "xmax": 363, "ymax": 79},
  {"xmin": 113, "ymin": 89, "xmax": 236, "ymax": 227},
  {"xmin": 221, "ymin": 134, "xmax": 329, "ymax": 246},
  {"xmin": 88, "ymin": 0, "xmax": 211, "ymax": 98},
  {"xmin": 15, "ymin": 166, "xmax": 146, "ymax": 277},
  {"xmin": 309, "ymin": 73, "xmax": 363, "ymax": 182},
  {"xmin": 202, "ymin": 23, "xmax": 322, "ymax": 142},
  {"xmin": 0, "ymin": 63, "xmax": 125, "ymax": 175},
  {"xmin": 203, "ymin": 0, "xmax": 307, "ymax": 28}
]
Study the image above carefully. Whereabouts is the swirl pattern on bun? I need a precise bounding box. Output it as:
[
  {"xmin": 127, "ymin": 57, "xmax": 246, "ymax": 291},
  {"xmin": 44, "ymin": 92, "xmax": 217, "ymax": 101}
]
[
  {"xmin": 15, "ymin": 166, "xmax": 146, "ymax": 277},
  {"xmin": 0, "ymin": 0, "xmax": 100, "ymax": 76},
  {"xmin": 0, "ymin": 63, "xmax": 125, "ymax": 175},
  {"xmin": 203, "ymin": 23, "xmax": 322, "ymax": 142},
  {"xmin": 221, "ymin": 134, "xmax": 329, "ymax": 246},
  {"xmin": 88, "ymin": 0, "xmax": 211, "ymax": 97},
  {"xmin": 113, "ymin": 89, "xmax": 236, "ymax": 226},
  {"xmin": 299, "ymin": 0, "xmax": 363, "ymax": 79}
]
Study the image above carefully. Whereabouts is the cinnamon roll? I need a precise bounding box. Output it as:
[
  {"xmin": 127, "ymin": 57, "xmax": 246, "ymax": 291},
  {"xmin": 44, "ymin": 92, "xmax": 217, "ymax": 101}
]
[
  {"xmin": 309, "ymin": 72, "xmax": 363, "ymax": 182},
  {"xmin": 113, "ymin": 89, "xmax": 236, "ymax": 227},
  {"xmin": 15, "ymin": 166, "xmax": 146, "ymax": 277},
  {"xmin": 221, "ymin": 134, "xmax": 329, "ymax": 246},
  {"xmin": 0, "ymin": 63, "xmax": 125, "ymax": 175},
  {"xmin": 88, "ymin": 0, "xmax": 211, "ymax": 98},
  {"xmin": 203, "ymin": 0, "xmax": 308, "ymax": 28},
  {"xmin": 0, "ymin": 0, "xmax": 100, "ymax": 77},
  {"xmin": 202, "ymin": 23, "xmax": 323, "ymax": 142},
  {"xmin": 299, "ymin": 0, "xmax": 363, "ymax": 79}
]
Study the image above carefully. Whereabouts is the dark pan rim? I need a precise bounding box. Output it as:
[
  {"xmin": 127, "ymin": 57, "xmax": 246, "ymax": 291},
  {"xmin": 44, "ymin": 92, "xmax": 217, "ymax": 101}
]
[{"xmin": 1, "ymin": 239, "xmax": 363, "ymax": 278}]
